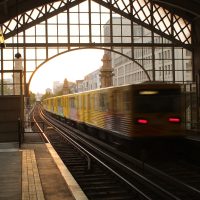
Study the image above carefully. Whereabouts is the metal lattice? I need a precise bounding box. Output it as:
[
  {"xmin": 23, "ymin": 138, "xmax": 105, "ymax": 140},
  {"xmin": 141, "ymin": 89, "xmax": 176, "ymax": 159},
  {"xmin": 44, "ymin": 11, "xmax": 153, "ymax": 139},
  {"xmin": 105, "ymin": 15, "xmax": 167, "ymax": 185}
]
[
  {"xmin": 2, "ymin": 0, "xmax": 192, "ymax": 46},
  {"xmin": 96, "ymin": 0, "xmax": 191, "ymax": 45},
  {"xmin": 0, "ymin": 0, "xmax": 193, "ymax": 96}
]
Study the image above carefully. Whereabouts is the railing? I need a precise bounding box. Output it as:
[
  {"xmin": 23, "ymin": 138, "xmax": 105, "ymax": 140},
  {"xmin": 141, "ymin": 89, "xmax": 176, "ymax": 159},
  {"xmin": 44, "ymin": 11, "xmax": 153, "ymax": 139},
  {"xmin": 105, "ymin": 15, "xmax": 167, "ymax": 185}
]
[
  {"xmin": 24, "ymin": 121, "xmax": 45, "ymax": 134},
  {"xmin": 182, "ymin": 83, "xmax": 200, "ymax": 132}
]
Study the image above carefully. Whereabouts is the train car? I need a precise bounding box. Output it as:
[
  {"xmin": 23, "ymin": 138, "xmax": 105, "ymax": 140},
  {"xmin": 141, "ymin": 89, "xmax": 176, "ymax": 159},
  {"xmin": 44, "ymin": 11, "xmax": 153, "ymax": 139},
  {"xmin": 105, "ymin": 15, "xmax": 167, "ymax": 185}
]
[
  {"xmin": 42, "ymin": 83, "xmax": 185, "ymax": 143},
  {"xmin": 130, "ymin": 83, "xmax": 184, "ymax": 137}
]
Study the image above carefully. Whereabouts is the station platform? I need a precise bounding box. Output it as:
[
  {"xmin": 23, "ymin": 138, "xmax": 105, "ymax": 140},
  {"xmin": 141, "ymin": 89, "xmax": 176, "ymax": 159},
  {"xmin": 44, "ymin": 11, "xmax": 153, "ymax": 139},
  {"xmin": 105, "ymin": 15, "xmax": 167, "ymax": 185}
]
[{"xmin": 0, "ymin": 130, "xmax": 88, "ymax": 200}]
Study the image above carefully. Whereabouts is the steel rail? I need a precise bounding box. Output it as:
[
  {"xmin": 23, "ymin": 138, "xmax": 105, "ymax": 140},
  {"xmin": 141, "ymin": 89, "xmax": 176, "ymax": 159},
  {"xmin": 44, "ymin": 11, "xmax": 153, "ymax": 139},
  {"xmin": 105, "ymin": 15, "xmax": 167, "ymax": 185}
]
[
  {"xmin": 43, "ymin": 110, "xmax": 200, "ymax": 197},
  {"xmin": 32, "ymin": 107, "xmax": 50, "ymax": 143},
  {"xmin": 39, "ymin": 110, "xmax": 153, "ymax": 200},
  {"xmin": 40, "ymin": 109, "xmax": 184, "ymax": 200}
]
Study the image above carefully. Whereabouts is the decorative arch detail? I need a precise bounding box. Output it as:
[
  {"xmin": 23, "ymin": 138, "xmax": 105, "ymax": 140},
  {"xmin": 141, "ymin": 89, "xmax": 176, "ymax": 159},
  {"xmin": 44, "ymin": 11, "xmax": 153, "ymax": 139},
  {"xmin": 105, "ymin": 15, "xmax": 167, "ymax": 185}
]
[{"xmin": 0, "ymin": 0, "xmax": 193, "ymax": 95}]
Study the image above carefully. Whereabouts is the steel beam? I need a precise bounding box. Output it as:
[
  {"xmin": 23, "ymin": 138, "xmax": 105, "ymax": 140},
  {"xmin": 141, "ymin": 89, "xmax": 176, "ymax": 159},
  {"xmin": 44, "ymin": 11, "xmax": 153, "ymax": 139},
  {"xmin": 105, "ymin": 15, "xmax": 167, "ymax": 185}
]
[{"xmin": 4, "ymin": 42, "xmax": 191, "ymax": 49}]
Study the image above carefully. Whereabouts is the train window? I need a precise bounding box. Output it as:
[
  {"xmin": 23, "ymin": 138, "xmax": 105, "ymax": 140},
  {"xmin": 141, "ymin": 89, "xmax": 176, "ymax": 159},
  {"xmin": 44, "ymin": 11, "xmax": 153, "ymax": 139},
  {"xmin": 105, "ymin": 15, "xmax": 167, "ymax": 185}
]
[
  {"xmin": 64, "ymin": 98, "xmax": 67, "ymax": 108},
  {"xmin": 76, "ymin": 97, "xmax": 79, "ymax": 110},
  {"xmin": 83, "ymin": 95, "xmax": 90, "ymax": 110},
  {"xmin": 58, "ymin": 98, "xmax": 61, "ymax": 107},
  {"xmin": 88, "ymin": 94, "xmax": 91, "ymax": 110},
  {"xmin": 92, "ymin": 94, "xmax": 95, "ymax": 110},
  {"xmin": 50, "ymin": 99, "xmax": 53, "ymax": 110},
  {"xmin": 63, "ymin": 98, "xmax": 65, "ymax": 107},
  {"xmin": 65, "ymin": 98, "xmax": 68, "ymax": 108},
  {"xmin": 123, "ymin": 91, "xmax": 131, "ymax": 112},
  {"xmin": 113, "ymin": 92, "xmax": 120, "ymax": 112},
  {"xmin": 78, "ymin": 96, "xmax": 82, "ymax": 109},
  {"xmin": 69, "ymin": 97, "xmax": 76, "ymax": 109},
  {"xmin": 99, "ymin": 93, "xmax": 108, "ymax": 111},
  {"xmin": 94, "ymin": 94, "xmax": 99, "ymax": 111},
  {"xmin": 84, "ymin": 95, "xmax": 87, "ymax": 109},
  {"xmin": 134, "ymin": 89, "xmax": 181, "ymax": 113}
]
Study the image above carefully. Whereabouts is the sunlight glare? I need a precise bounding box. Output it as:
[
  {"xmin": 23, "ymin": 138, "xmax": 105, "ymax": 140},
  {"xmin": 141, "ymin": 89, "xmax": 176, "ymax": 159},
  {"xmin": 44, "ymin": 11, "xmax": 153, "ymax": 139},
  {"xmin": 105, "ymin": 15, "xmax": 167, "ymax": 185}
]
[{"xmin": 30, "ymin": 49, "xmax": 104, "ymax": 94}]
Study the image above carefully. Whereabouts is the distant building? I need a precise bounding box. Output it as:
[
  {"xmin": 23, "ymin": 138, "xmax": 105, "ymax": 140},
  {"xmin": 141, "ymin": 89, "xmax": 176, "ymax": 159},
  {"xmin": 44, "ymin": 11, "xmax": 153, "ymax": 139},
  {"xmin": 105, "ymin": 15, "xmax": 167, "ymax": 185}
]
[
  {"xmin": 53, "ymin": 81, "xmax": 63, "ymax": 94},
  {"xmin": 76, "ymin": 80, "xmax": 84, "ymax": 92},
  {"xmin": 69, "ymin": 82, "xmax": 77, "ymax": 93},
  {"xmin": 36, "ymin": 93, "xmax": 43, "ymax": 101},
  {"xmin": 62, "ymin": 78, "xmax": 70, "ymax": 95},
  {"xmin": 46, "ymin": 88, "xmax": 52, "ymax": 94},
  {"xmin": 81, "ymin": 69, "xmax": 101, "ymax": 91},
  {"xmin": 99, "ymin": 53, "xmax": 114, "ymax": 88},
  {"xmin": 52, "ymin": 79, "xmax": 78, "ymax": 94},
  {"xmin": 104, "ymin": 17, "xmax": 192, "ymax": 85}
]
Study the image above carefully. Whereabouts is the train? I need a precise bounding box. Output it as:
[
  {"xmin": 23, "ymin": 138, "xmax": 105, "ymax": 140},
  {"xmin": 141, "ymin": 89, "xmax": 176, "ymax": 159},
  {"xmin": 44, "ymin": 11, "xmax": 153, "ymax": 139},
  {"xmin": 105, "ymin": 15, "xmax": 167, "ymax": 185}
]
[{"xmin": 42, "ymin": 83, "xmax": 185, "ymax": 144}]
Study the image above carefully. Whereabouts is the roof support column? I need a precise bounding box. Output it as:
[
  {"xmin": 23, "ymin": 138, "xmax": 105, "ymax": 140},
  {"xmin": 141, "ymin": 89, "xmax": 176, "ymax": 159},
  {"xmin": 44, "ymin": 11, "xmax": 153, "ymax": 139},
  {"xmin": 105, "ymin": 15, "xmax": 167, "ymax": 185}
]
[
  {"xmin": 192, "ymin": 19, "xmax": 200, "ymax": 81},
  {"xmin": 192, "ymin": 18, "xmax": 200, "ymax": 123}
]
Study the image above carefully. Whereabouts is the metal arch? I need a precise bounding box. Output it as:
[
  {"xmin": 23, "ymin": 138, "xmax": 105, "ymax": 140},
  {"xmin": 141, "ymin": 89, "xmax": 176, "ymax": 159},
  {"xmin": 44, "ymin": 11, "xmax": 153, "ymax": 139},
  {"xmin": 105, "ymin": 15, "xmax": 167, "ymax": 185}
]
[
  {"xmin": 0, "ymin": 0, "xmax": 194, "ymax": 96},
  {"xmin": 27, "ymin": 47, "xmax": 152, "ymax": 90},
  {"xmin": 2, "ymin": 0, "xmax": 192, "ymax": 49},
  {"xmin": 0, "ymin": 0, "xmax": 196, "ymax": 128},
  {"xmin": 94, "ymin": 0, "xmax": 192, "ymax": 48},
  {"xmin": 0, "ymin": 0, "xmax": 199, "ymax": 23},
  {"xmin": 0, "ymin": 0, "xmax": 78, "ymax": 24},
  {"xmin": 152, "ymin": 0, "xmax": 200, "ymax": 18},
  {"xmin": 3, "ymin": 0, "xmax": 86, "ymax": 39}
]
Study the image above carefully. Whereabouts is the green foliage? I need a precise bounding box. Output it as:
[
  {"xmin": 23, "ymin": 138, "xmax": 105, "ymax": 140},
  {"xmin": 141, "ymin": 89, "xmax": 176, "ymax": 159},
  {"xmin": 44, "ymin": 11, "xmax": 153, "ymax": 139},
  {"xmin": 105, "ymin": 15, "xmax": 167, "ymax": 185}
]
[
  {"xmin": 54, "ymin": 89, "xmax": 63, "ymax": 96},
  {"xmin": 29, "ymin": 91, "xmax": 36, "ymax": 105},
  {"xmin": 3, "ymin": 84, "xmax": 13, "ymax": 95},
  {"xmin": 40, "ymin": 91, "xmax": 54, "ymax": 101}
]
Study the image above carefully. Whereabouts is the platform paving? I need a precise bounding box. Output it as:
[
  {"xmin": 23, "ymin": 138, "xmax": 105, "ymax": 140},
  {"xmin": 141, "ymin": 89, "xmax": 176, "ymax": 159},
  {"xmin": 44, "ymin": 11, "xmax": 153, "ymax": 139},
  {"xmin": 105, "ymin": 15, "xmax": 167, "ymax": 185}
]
[
  {"xmin": 22, "ymin": 143, "xmax": 78, "ymax": 200},
  {"xmin": 22, "ymin": 149, "xmax": 44, "ymax": 200},
  {"xmin": 0, "ymin": 130, "xmax": 88, "ymax": 200},
  {"xmin": 0, "ymin": 150, "xmax": 21, "ymax": 200}
]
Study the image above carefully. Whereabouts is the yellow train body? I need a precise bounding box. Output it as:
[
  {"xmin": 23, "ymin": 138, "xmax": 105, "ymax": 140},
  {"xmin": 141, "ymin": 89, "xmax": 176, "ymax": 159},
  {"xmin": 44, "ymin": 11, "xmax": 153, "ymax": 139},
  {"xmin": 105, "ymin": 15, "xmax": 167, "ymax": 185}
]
[{"xmin": 42, "ymin": 83, "xmax": 185, "ymax": 141}]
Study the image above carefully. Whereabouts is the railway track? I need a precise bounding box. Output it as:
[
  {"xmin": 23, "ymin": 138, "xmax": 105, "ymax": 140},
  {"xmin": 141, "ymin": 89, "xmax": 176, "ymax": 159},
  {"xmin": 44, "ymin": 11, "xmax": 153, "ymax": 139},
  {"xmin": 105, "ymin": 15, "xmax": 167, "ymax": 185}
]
[
  {"xmin": 142, "ymin": 152, "xmax": 200, "ymax": 197},
  {"xmin": 31, "ymin": 105, "xmax": 148, "ymax": 199},
  {"xmin": 31, "ymin": 103, "xmax": 200, "ymax": 200}
]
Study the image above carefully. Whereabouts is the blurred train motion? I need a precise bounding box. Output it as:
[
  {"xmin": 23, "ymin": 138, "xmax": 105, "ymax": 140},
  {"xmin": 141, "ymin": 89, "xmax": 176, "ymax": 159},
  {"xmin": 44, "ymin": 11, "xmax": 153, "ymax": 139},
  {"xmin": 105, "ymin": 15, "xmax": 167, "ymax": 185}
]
[{"xmin": 42, "ymin": 83, "xmax": 185, "ymax": 144}]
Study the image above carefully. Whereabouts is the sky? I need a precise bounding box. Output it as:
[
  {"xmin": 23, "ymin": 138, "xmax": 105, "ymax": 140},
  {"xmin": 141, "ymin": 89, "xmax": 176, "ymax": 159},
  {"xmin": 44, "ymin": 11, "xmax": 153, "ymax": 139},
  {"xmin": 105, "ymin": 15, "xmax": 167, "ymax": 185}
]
[{"xmin": 29, "ymin": 49, "xmax": 105, "ymax": 94}]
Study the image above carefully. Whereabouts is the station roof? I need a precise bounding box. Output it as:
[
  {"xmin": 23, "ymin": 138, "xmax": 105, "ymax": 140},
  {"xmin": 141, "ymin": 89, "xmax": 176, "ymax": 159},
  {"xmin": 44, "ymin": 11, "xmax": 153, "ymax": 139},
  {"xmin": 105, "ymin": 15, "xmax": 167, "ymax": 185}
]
[{"xmin": 0, "ymin": 0, "xmax": 200, "ymax": 24}]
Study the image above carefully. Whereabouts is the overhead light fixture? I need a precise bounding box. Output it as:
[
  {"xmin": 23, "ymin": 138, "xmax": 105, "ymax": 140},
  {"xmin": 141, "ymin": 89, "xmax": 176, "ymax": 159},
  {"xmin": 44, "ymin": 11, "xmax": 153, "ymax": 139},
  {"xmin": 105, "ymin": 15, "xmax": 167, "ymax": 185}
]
[
  {"xmin": 139, "ymin": 90, "xmax": 159, "ymax": 95},
  {"xmin": 0, "ymin": 29, "xmax": 6, "ymax": 48},
  {"xmin": 15, "ymin": 0, "xmax": 21, "ymax": 58}
]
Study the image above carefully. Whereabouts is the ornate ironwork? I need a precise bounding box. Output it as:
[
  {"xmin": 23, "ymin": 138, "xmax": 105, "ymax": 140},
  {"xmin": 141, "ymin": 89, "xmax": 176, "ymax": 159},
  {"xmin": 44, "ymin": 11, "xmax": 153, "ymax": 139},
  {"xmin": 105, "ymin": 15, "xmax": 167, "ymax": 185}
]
[
  {"xmin": 2, "ymin": 0, "xmax": 192, "ymax": 47},
  {"xmin": 0, "ymin": 0, "xmax": 193, "ymax": 96}
]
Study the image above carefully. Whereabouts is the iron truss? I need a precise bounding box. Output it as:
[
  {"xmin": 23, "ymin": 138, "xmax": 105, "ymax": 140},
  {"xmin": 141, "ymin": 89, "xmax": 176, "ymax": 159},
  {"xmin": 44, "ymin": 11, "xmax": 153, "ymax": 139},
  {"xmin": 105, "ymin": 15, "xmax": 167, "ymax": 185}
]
[
  {"xmin": 0, "ymin": 0, "xmax": 193, "ymax": 97},
  {"xmin": 1, "ymin": 0, "xmax": 192, "ymax": 49},
  {"xmin": 0, "ymin": 0, "xmax": 198, "ymax": 134}
]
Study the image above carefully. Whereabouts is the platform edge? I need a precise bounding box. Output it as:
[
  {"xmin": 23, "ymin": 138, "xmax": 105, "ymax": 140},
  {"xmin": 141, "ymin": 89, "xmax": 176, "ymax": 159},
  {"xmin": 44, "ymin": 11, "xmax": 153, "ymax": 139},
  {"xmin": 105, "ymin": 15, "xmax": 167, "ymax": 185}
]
[{"xmin": 46, "ymin": 143, "xmax": 88, "ymax": 200}]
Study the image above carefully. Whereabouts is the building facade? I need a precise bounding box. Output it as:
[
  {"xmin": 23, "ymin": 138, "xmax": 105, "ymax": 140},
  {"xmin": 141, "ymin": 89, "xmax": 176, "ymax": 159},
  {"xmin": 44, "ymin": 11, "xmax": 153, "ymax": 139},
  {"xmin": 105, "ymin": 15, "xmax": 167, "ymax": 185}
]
[
  {"xmin": 104, "ymin": 17, "xmax": 192, "ymax": 86},
  {"xmin": 66, "ymin": 17, "xmax": 193, "ymax": 93},
  {"xmin": 80, "ymin": 69, "xmax": 101, "ymax": 92},
  {"xmin": 53, "ymin": 81, "xmax": 63, "ymax": 94}
]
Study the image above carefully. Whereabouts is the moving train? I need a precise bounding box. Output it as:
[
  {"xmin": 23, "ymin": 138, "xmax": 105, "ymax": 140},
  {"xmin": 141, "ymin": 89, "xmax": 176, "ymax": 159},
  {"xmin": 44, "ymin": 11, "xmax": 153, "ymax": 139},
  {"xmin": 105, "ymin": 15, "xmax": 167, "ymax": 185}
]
[{"xmin": 42, "ymin": 83, "xmax": 185, "ymax": 144}]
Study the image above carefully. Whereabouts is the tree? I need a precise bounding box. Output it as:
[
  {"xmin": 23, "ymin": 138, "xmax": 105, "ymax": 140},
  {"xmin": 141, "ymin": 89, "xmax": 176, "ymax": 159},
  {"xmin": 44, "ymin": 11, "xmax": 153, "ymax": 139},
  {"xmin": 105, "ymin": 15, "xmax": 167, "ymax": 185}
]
[
  {"xmin": 40, "ymin": 92, "xmax": 53, "ymax": 101},
  {"xmin": 54, "ymin": 89, "xmax": 63, "ymax": 96},
  {"xmin": 29, "ymin": 91, "xmax": 36, "ymax": 105}
]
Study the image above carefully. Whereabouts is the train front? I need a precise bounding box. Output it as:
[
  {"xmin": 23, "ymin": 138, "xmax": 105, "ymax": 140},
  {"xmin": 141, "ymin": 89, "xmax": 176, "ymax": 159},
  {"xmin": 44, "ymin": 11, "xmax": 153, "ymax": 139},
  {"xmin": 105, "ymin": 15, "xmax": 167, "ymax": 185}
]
[{"xmin": 131, "ymin": 83, "xmax": 185, "ymax": 138}]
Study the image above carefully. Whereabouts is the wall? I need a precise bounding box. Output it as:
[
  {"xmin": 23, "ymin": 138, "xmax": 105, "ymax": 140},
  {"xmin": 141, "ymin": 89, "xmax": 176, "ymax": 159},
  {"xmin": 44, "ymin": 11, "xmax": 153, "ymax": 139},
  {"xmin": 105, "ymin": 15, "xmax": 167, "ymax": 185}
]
[{"xmin": 0, "ymin": 96, "xmax": 23, "ymax": 143}]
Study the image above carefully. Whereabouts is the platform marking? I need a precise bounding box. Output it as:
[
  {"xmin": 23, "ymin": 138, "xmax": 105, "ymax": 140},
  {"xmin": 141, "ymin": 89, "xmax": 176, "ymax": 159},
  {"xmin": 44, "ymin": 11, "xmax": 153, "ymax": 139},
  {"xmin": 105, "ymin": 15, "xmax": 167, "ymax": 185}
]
[{"xmin": 22, "ymin": 150, "xmax": 45, "ymax": 200}]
